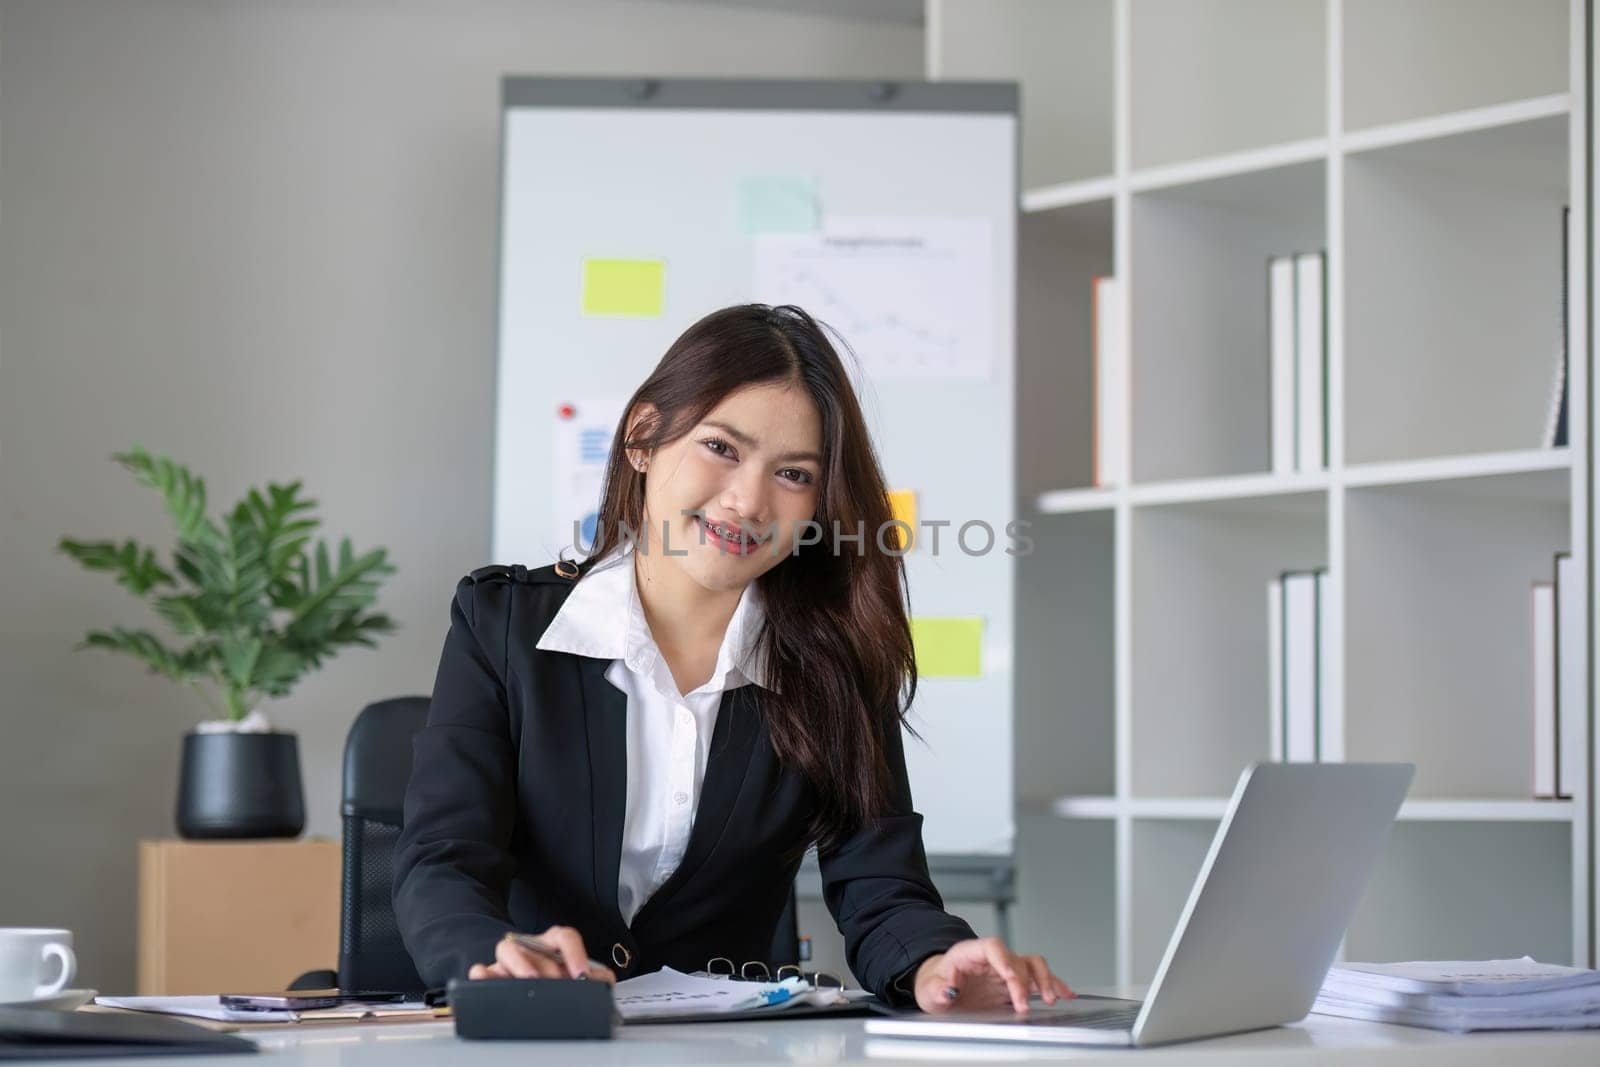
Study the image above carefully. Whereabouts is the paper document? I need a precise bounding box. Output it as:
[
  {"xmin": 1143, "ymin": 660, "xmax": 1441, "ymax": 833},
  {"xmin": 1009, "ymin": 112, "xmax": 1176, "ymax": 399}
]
[
  {"xmin": 92, "ymin": 994, "xmax": 432, "ymax": 1024},
  {"xmin": 1325, "ymin": 958, "xmax": 1600, "ymax": 996},
  {"xmin": 552, "ymin": 394, "xmax": 627, "ymax": 557},
  {"xmin": 752, "ymin": 216, "xmax": 995, "ymax": 380},
  {"xmin": 612, "ymin": 967, "xmax": 863, "ymax": 1022}
]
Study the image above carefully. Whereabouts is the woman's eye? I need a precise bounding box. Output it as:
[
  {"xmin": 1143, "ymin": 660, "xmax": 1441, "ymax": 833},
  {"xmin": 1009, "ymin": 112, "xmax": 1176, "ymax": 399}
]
[{"xmin": 701, "ymin": 437, "xmax": 810, "ymax": 485}]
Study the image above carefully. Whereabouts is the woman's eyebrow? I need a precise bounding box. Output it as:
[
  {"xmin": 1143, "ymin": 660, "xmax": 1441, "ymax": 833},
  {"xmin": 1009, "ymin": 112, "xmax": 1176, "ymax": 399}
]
[{"xmin": 702, "ymin": 420, "xmax": 821, "ymax": 464}]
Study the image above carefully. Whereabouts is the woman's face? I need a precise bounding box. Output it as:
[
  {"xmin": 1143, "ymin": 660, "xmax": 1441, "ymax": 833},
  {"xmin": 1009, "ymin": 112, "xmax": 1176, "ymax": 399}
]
[{"xmin": 633, "ymin": 382, "xmax": 823, "ymax": 593}]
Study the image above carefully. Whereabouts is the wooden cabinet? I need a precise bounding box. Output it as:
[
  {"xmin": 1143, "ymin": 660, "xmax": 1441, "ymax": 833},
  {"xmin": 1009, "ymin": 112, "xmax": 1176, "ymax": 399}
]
[{"xmin": 137, "ymin": 839, "xmax": 339, "ymax": 995}]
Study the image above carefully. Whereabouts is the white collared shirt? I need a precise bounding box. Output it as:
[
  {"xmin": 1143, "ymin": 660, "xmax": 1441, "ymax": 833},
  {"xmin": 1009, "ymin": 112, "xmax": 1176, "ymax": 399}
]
[{"xmin": 534, "ymin": 544, "xmax": 769, "ymax": 924}]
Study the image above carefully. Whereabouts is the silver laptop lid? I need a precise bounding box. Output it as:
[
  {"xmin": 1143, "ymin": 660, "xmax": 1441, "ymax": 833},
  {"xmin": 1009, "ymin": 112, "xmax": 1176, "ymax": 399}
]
[{"xmin": 1132, "ymin": 761, "xmax": 1414, "ymax": 1046}]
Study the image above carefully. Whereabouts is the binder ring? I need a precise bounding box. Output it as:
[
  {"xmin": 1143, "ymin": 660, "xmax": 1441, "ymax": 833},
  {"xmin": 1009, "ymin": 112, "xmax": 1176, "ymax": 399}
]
[{"xmin": 701, "ymin": 958, "xmax": 843, "ymax": 988}]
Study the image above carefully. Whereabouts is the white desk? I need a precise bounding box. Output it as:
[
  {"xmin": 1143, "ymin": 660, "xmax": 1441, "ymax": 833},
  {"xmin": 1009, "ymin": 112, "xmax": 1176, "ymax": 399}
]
[{"xmin": 99, "ymin": 1013, "xmax": 1600, "ymax": 1066}]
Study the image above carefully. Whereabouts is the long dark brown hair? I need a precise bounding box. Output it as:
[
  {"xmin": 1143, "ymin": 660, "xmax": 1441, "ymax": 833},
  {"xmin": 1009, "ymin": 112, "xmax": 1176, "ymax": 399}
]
[{"xmin": 582, "ymin": 304, "xmax": 916, "ymax": 851}]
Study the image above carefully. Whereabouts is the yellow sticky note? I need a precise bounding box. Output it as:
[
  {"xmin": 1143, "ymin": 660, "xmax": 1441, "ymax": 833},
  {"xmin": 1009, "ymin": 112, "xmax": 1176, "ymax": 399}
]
[
  {"xmin": 886, "ymin": 489, "xmax": 917, "ymax": 551},
  {"xmin": 582, "ymin": 258, "xmax": 665, "ymax": 317},
  {"xmin": 911, "ymin": 617, "xmax": 984, "ymax": 678}
]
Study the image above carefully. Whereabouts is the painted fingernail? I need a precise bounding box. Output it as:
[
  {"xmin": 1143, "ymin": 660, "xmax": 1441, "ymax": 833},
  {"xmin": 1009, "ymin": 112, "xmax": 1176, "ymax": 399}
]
[{"xmin": 944, "ymin": 986, "xmax": 960, "ymax": 1001}]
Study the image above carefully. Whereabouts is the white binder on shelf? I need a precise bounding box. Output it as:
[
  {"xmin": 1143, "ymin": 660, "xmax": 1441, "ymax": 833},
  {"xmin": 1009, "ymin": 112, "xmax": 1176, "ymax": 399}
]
[
  {"xmin": 1093, "ymin": 276, "xmax": 1128, "ymax": 488},
  {"xmin": 1316, "ymin": 569, "xmax": 1339, "ymax": 762},
  {"xmin": 1532, "ymin": 582, "xmax": 1557, "ymax": 799},
  {"xmin": 1554, "ymin": 555, "xmax": 1582, "ymax": 800},
  {"xmin": 1293, "ymin": 251, "xmax": 1326, "ymax": 472},
  {"xmin": 1269, "ymin": 256, "xmax": 1296, "ymax": 474},
  {"xmin": 1268, "ymin": 579, "xmax": 1284, "ymax": 760},
  {"xmin": 1267, "ymin": 572, "xmax": 1318, "ymax": 764}
]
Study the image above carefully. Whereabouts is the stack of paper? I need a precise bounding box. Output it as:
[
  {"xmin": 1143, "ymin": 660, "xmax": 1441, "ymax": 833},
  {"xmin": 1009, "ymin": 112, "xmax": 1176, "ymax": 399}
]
[{"xmin": 1312, "ymin": 958, "xmax": 1600, "ymax": 1032}]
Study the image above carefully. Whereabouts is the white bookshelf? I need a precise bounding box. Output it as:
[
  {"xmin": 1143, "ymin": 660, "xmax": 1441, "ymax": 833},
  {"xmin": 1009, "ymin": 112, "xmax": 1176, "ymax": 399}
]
[{"xmin": 934, "ymin": 0, "xmax": 1592, "ymax": 986}]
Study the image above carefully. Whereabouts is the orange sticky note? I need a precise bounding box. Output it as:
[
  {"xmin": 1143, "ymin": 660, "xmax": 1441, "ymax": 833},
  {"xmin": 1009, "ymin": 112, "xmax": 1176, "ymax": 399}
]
[{"xmin": 887, "ymin": 489, "xmax": 917, "ymax": 551}]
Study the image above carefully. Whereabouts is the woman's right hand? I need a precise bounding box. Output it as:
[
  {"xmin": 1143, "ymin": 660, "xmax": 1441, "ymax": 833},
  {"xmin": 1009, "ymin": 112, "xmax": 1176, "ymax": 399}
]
[{"xmin": 466, "ymin": 925, "xmax": 616, "ymax": 984}]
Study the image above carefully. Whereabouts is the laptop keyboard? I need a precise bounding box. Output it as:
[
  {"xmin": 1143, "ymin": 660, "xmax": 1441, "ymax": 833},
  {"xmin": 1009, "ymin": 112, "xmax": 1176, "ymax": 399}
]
[{"xmin": 1026, "ymin": 1005, "xmax": 1142, "ymax": 1030}]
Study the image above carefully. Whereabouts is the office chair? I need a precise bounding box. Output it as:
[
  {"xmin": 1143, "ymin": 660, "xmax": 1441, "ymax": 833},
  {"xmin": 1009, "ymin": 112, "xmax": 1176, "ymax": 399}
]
[
  {"xmin": 292, "ymin": 694, "xmax": 801, "ymax": 991},
  {"xmin": 291, "ymin": 695, "xmax": 430, "ymax": 993}
]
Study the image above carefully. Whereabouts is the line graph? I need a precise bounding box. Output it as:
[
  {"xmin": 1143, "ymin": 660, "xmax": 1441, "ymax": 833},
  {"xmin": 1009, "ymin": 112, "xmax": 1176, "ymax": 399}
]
[{"xmin": 752, "ymin": 217, "xmax": 994, "ymax": 380}]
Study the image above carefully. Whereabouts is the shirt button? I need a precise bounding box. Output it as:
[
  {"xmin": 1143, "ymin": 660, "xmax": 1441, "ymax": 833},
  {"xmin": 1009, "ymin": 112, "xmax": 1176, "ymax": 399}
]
[{"xmin": 674, "ymin": 791, "xmax": 689, "ymax": 805}]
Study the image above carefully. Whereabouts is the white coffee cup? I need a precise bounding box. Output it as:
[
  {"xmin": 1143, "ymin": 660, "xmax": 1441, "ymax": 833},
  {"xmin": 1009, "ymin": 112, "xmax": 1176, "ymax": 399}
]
[{"xmin": 0, "ymin": 928, "xmax": 76, "ymax": 1002}]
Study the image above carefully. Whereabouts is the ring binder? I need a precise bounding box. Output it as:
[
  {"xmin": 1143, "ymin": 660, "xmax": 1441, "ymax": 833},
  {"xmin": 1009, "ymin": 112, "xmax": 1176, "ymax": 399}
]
[{"xmin": 696, "ymin": 957, "xmax": 842, "ymax": 989}]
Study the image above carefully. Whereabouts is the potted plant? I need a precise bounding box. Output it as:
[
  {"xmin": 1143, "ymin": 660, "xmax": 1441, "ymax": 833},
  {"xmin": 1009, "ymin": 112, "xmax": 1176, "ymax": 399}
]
[{"xmin": 59, "ymin": 445, "xmax": 397, "ymax": 838}]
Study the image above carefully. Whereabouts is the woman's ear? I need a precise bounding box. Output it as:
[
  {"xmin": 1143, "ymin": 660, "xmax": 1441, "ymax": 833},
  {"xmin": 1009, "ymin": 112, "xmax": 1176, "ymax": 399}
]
[{"xmin": 624, "ymin": 402, "xmax": 659, "ymax": 472}]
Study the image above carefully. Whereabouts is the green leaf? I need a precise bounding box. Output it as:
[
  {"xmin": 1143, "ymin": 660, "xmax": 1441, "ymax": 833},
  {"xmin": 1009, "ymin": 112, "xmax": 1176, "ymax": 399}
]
[
  {"xmin": 113, "ymin": 445, "xmax": 222, "ymax": 548},
  {"xmin": 62, "ymin": 448, "xmax": 397, "ymax": 719},
  {"xmin": 80, "ymin": 627, "xmax": 192, "ymax": 681},
  {"xmin": 285, "ymin": 542, "xmax": 395, "ymax": 640},
  {"xmin": 219, "ymin": 635, "xmax": 264, "ymax": 689},
  {"xmin": 59, "ymin": 537, "xmax": 176, "ymax": 596}
]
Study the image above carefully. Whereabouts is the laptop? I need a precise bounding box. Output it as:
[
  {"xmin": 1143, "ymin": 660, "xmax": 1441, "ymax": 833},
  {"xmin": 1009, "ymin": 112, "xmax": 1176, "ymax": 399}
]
[{"xmin": 866, "ymin": 761, "xmax": 1414, "ymax": 1047}]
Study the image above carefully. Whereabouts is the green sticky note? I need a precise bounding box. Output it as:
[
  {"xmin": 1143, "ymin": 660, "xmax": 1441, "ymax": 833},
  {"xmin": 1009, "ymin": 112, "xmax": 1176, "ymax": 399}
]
[
  {"xmin": 736, "ymin": 175, "xmax": 820, "ymax": 234},
  {"xmin": 911, "ymin": 617, "xmax": 984, "ymax": 678},
  {"xmin": 582, "ymin": 258, "xmax": 665, "ymax": 317}
]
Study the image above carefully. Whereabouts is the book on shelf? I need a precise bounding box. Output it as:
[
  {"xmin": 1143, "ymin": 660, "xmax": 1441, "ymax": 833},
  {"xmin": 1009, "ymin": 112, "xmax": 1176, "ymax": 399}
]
[
  {"xmin": 1531, "ymin": 581, "xmax": 1557, "ymax": 799},
  {"xmin": 1266, "ymin": 251, "xmax": 1327, "ymax": 472},
  {"xmin": 1092, "ymin": 275, "xmax": 1127, "ymax": 487},
  {"xmin": 1315, "ymin": 569, "xmax": 1338, "ymax": 762},
  {"xmin": 1530, "ymin": 557, "xmax": 1585, "ymax": 801},
  {"xmin": 1294, "ymin": 251, "xmax": 1326, "ymax": 471},
  {"xmin": 1554, "ymin": 554, "xmax": 1582, "ymax": 800},
  {"xmin": 1268, "ymin": 256, "xmax": 1296, "ymax": 475},
  {"xmin": 1269, "ymin": 568, "xmax": 1328, "ymax": 762},
  {"xmin": 1542, "ymin": 206, "xmax": 1570, "ymax": 450}
]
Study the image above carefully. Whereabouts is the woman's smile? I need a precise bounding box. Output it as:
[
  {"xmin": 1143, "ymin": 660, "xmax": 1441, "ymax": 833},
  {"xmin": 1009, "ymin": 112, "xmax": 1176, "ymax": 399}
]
[{"xmin": 699, "ymin": 516, "xmax": 758, "ymax": 556}]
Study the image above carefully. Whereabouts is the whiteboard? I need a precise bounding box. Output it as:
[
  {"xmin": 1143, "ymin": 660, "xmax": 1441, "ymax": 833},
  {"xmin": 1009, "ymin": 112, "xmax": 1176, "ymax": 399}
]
[{"xmin": 491, "ymin": 77, "xmax": 1016, "ymax": 859}]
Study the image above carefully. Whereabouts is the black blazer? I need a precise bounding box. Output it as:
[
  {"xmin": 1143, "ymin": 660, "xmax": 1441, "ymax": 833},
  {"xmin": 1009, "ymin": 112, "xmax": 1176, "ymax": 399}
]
[{"xmin": 392, "ymin": 559, "xmax": 975, "ymax": 1003}]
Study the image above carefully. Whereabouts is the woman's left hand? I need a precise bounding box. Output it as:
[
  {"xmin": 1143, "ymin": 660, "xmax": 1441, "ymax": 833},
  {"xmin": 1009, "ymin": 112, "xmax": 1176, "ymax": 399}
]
[{"xmin": 912, "ymin": 937, "xmax": 1074, "ymax": 1014}]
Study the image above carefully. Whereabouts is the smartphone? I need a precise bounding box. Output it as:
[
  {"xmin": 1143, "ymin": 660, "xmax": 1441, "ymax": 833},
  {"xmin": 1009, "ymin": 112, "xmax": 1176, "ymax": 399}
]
[{"xmin": 219, "ymin": 989, "xmax": 345, "ymax": 1011}]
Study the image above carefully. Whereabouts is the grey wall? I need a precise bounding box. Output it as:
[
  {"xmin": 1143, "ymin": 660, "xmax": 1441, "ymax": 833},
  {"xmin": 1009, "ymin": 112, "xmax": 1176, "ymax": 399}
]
[{"xmin": 0, "ymin": 0, "xmax": 922, "ymax": 993}]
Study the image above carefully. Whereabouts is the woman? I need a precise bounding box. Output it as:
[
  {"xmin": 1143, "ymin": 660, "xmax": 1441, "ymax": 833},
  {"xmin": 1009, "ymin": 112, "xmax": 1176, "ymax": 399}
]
[{"xmin": 393, "ymin": 304, "xmax": 1072, "ymax": 1014}]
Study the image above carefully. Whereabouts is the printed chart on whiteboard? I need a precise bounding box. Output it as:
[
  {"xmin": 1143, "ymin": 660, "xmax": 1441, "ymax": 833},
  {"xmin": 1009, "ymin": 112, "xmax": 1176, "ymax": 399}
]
[
  {"xmin": 752, "ymin": 216, "xmax": 994, "ymax": 381},
  {"xmin": 552, "ymin": 395, "xmax": 627, "ymax": 558}
]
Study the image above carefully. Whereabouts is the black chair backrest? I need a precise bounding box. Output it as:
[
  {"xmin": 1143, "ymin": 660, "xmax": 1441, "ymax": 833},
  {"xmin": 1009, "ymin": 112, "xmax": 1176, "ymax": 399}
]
[{"xmin": 339, "ymin": 696, "xmax": 430, "ymax": 994}]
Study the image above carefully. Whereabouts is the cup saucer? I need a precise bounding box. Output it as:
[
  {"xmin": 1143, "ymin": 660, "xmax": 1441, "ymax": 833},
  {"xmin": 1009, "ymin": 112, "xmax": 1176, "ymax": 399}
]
[{"xmin": 0, "ymin": 988, "xmax": 98, "ymax": 1011}]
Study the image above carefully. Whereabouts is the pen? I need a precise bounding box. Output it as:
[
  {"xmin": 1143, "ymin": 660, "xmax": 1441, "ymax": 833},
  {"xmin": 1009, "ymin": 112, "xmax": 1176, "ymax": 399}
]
[{"xmin": 501, "ymin": 931, "xmax": 608, "ymax": 980}]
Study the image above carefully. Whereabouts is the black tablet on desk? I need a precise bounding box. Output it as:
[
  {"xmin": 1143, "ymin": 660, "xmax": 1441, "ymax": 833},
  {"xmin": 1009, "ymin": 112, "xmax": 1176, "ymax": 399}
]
[{"xmin": 0, "ymin": 1007, "xmax": 257, "ymax": 1059}]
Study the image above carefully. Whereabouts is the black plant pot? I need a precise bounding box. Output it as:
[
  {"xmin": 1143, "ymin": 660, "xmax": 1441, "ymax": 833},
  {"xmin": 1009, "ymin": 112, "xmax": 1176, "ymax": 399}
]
[{"xmin": 175, "ymin": 731, "xmax": 306, "ymax": 839}]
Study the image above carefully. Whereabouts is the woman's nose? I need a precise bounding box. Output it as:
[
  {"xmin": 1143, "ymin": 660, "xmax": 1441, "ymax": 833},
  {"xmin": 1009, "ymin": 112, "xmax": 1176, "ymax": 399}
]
[{"xmin": 721, "ymin": 466, "xmax": 769, "ymax": 525}]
